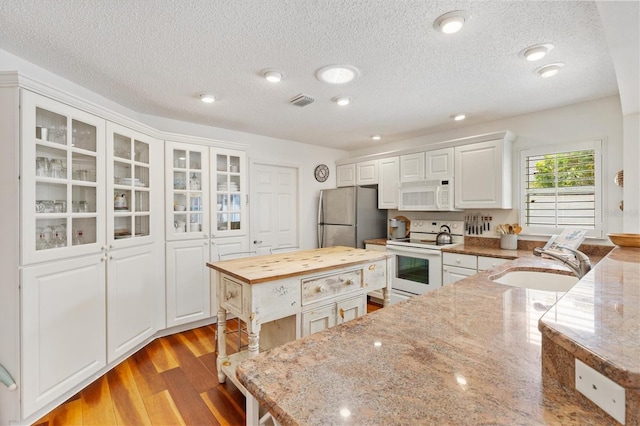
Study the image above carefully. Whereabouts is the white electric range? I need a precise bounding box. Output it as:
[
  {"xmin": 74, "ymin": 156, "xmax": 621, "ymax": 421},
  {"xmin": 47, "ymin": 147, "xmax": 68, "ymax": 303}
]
[{"xmin": 385, "ymin": 219, "xmax": 464, "ymax": 303}]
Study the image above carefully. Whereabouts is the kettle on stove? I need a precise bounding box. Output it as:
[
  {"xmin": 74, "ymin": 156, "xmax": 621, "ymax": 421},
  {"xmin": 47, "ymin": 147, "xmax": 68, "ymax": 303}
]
[{"xmin": 436, "ymin": 225, "xmax": 452, "ymax": 245}]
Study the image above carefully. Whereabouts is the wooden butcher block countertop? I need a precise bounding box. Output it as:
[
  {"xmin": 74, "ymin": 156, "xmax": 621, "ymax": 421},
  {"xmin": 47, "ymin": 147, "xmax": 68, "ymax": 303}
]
[{"xmin": 206, "ymin": 246, "xmax": 391, "ymax": 284}]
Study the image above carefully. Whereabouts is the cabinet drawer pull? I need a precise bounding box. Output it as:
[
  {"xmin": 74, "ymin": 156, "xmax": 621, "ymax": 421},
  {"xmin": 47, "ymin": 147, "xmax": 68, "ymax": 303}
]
[
  {"xmin": 315, "ymin": 285, "xmax": 326, "ymax": 293},
  {"xmin": 226, "ymin": 290, "xmax": 237, "ymax": 300},
  {"xmin": 339, "ymin": 308, "xmax": 344, "ymax": 319},
  {"xmin": 344, "ymin": 279, "xmax": 353, "ymax": 285}
]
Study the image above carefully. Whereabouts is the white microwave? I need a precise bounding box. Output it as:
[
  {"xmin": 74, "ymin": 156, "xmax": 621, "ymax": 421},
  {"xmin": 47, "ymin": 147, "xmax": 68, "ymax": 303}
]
[{"xmin": 398, "ymin": 178, "xmax": 458, "ymax": 211}]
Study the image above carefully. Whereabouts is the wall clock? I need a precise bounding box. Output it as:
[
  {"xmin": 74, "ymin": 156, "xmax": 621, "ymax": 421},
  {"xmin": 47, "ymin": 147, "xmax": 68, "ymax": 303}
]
[{"xmin": 314, "ymin": 164, "xmax": 329, "ymax": 182}]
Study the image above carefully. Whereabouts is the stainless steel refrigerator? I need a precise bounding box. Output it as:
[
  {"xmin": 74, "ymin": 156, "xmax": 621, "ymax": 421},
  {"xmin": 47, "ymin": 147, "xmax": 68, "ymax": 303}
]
[{"xmin": 317, "ymin": 186, "xmax": 387, "ymax": 248}]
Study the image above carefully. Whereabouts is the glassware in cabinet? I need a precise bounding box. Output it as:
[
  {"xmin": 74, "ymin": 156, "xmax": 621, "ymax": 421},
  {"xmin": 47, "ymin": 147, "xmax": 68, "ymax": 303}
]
[{"xmin": 23, "ymin": 91, "xmax": 105, "ymax": 264}]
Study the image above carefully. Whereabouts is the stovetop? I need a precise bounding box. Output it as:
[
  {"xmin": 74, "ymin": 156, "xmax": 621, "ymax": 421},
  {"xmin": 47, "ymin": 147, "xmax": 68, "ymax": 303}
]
[{"xmin": 386, "ymin": 219, "xmax": 464, "ymax": 250}]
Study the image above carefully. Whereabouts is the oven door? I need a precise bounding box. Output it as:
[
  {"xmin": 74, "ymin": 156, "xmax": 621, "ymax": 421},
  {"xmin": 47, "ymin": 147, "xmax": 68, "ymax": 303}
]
[{"xmin": 386, "ymin": 245, "xmax": 442, "ymax": 295}]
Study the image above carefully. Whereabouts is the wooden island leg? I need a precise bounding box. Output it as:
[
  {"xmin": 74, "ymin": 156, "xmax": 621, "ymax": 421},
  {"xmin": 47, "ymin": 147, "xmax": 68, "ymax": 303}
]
[{"xmin": 216, "ymin": 307, "xmax": 227, "ymax": 383}]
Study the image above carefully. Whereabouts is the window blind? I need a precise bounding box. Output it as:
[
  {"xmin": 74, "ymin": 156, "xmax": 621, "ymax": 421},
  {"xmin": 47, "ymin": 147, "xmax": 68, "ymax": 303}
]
[{"xmin": 524, "ymin": 149, "xmax": 596, "ymax": 228}]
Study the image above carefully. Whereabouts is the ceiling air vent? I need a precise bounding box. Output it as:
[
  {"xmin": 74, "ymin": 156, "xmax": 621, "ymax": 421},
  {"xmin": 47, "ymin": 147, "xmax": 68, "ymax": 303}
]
[{"xmin": 289, "ymin": 93, "xmax": 315, "ymax": 107}]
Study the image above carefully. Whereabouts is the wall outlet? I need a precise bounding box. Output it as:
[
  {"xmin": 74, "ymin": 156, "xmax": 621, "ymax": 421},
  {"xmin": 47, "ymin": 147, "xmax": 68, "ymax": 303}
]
[{"xmin": 575, "ymin": 359, "xmax": 625, "ymax": 424}]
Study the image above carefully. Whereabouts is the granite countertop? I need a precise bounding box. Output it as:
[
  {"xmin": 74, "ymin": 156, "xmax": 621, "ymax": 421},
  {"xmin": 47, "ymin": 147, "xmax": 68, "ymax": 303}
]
[
  {"xmin": 206, "ymin": 246, "xmax": 390, "ymax": 284},
  {"xmin": 237, "ymin": 247, "xmax": 637, "ymax": 425}
]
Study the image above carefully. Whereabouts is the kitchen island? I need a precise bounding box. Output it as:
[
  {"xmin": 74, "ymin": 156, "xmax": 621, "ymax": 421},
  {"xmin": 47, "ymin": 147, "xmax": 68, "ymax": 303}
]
[
  {"xmin": 236, "ymin": 246, "xmax": 639, "ymax": 425},
  {"xmin": 207, "ymin": 246, "xmax": 391, "ymax": 424}
]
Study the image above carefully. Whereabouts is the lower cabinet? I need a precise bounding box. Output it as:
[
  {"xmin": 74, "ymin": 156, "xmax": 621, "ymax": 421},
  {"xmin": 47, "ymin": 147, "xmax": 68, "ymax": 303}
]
[
  {"xmin": 442, "ymin": 264, "xmax": 477, "ymax": 285},
  {"xmin": 301, "ymin": 295, "xmax": 366, "ymax": 337},
  {"xmin": 21, "ymin": 255, "xmax": 107, "ymax": 418},
  {"xmin": 166, "ymin": 235, "xmax": 249, "ymax": 327},
  {"xmin": 442, "ymin": 252, "xmax": 512, "ymax": 285},
  {"xmin": 166, "ymin": 239, "xmax": 211, "ymax": 327},
  {"xmin": 107, "ymin": 244, "xmax": 162, "ymax": 363}
]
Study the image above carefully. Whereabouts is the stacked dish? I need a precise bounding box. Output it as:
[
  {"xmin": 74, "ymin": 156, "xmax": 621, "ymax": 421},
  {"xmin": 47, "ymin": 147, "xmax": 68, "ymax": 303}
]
[{"xmin": 217, "ymin": 182, "xmax": 239, "ymax": 192}]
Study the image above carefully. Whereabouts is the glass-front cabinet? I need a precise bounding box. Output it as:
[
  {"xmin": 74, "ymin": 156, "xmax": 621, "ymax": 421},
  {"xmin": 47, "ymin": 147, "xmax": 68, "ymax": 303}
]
[
  {"xmin": 107, "ymin": 122, "xmax": 159, "ymax": 246},
  {"xmin": 213, "ymin": 148, "xmax": 246, "ymax": 236},
  {"xmin": 21, "ymin": 91, "xmax": 106, "ymax": 264},
  {"xmin": 165, "ymin": 142, "xmax": 210, "ymax": 240},
  {"xmin": 165, "ymin": 143, "xmax": 246, "ymax": 240}
]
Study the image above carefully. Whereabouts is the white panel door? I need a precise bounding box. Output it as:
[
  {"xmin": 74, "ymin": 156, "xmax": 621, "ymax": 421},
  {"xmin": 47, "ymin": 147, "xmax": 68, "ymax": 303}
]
[
  {"xmin": 301, "ymin": 304, "xmax": 336, "ymax": 337},
  {"xmin": 356, "ymin": 160, "xmax": 378, "ymax": 185},
  {"xmin": 166, "ymin": 239, "xmax": 210, "ymax": 327},
  {"xmin": 251, "ymin": 163, "xmax": 299, "ymax": 255},
  {"xmin": 106, "ymin": 244, "xmax": 159, "ymax": 363},
  {"xmin": 337, "ymin": 296, "xmax": 366, "ymax": 325},
  {"xmin": 378, "ymin": 156, "xmax": 399, "ymax": 209},
  {"xmin": 336, "ymin": 164, "xmax": 356, "ymax": 187},
  {"xmin": 21, "ymin": 255, "xmax": 106, "ymax": 418},
  {"xmin": 425, "ymin": 147, "xmax": 454, "ymax": 179},
  {"xmin": 400, "ymin": 152, "xmax": 425, "ymax": 182}
]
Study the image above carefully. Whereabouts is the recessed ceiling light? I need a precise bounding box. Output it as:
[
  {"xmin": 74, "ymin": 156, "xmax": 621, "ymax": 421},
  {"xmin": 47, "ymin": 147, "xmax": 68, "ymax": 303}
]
[
  {"xmin": 316, "ymin": 65, "xmax": 360, "ymax": 84},
  {"xmin": 452, "ymin": 114, "xmax": 466, "ymax": 121},
  {"xmin": 519, "ymin": 43, "xmax": 554, "ymax": 61},
  {"xmin": 261, "ymin": 68, "xmax": 284, "ymax": 83},
  {"xmin": 433, "ymin": 11, "xmax": 469, "ymax": 34},
  {"xmin": 535, "ymin": 63, "xmax": 565, "ymax": 78},
  {"xmin": 332, "ymin": 95, "xmax": 352, "ymax": 106},
  {"xmin": 371, "ymin": 135, "xmax": 382, "ymax": 141},
  {"xmin": 199, "ymin": 93, "xmax": 215, "ymax": 103}
]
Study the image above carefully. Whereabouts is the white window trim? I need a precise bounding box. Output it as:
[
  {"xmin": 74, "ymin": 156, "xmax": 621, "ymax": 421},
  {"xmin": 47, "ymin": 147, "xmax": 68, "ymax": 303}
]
[{"xmin": 519, "ymin": 139, "xmax": 603, "ymax": 239}]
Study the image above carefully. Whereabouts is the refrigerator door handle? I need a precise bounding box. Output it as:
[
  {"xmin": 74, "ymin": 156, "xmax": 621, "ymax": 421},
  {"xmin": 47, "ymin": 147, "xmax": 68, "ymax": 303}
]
[{"xmin": 317, "ymin": 191, "xmax": 324, "ymax": 248}]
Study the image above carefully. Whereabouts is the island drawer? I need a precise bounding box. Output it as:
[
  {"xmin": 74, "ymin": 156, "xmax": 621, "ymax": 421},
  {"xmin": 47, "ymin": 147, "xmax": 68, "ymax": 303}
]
[
  {"xmin": 221, "ymin": 277, "xmax": 243, "ymax": 313},
  {"xmin": 302, "ymin": 269, "xmax": 363, "ymax": 305}
]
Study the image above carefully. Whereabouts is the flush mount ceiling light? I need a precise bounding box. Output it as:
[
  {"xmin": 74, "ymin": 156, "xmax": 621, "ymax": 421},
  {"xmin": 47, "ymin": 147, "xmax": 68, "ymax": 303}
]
[
  {"xmin": 519, "ymin": 43, "xmax": 554, "ymax": 61},
  {"xmin": 316, "ymin": 65, "xmax": 360, "ymax": 85},
  {"xmin": 535, "ymin": 63, "xmax": 565, "ymax": 78},
  {"xmin": 332, "ymin": 95, "xmax": 352, "ymax": 106},
  {"xmin": 261, "ymin": 68, "xmax": 284, "ymax": 83},
  {"xmin": 371, "ymin": 135, "xmax": 382, "ymax": 141},
  {"xmin": 433, "ymin": 11, "xmax": 469, "ymax": 34},
  {"xmin": 199, "ymin": 93, "xmax": 215, "ymax": 103},
  {"xmin": 452, "ymin": 113, "xmax": 466, "ymax": 121}
]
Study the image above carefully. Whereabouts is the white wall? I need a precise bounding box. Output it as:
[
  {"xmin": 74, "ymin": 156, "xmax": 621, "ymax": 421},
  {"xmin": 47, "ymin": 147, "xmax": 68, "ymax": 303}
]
[
  {"xmin": 350, "ymin": 96, "xmax": 624, "ymax": 241},
  {"xmin": 0, "ymin": 49, "xmax": 347, "ymax": 250}
]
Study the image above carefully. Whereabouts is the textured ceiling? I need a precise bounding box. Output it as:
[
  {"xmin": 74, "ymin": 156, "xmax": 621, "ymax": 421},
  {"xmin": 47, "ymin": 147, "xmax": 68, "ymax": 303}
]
[{"xmin": 0, "ymin": 1, "xmax": 620, "ymax": 150}]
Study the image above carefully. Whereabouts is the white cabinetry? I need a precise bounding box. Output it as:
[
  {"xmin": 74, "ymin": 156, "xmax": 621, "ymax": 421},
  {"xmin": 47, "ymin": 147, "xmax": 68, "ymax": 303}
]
[
  {"xmin": 425, "ymin": 147, "xmax": 454, "ymax": 179},
  {"xmin": 21, "ymin": 255, "xmax": 106, "ymax": 417},
  {"xmin": 442, "ymin": 252, "xmax": 512, "ymax": 285},
  {"xmin": 356, "ymin": 160, "xmax": 378, "ymax": 185},
  {"xmin": 336, "ymin": 163, "xmax": 356, "ymax": 187},
  {"xmin": 400, "ymin": 152, "xmax": 425, "ymax": 182},
  {"xmin": 301, "ymin": 295, "xmax": 366, "ymax": 337},
  {"xmin": 19, "ymin": 92, "xmax": 165, "ymax": 419},
  {"xmin": 378, "ymin": 157, "xmax": 399, "ymax": 209},
  {"xmin": 454, "ymin": 139, "xmax": 512, "ymax": 209},
  {"xmin": 165, "ymin": 142, "xmax": 248, "ymax": 327}
]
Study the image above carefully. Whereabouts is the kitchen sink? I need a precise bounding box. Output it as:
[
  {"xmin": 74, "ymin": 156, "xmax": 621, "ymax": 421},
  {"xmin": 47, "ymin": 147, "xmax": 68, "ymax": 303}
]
[{"xmin": 492, "ymin": 270, "xmax": 579, "ymax": 292}]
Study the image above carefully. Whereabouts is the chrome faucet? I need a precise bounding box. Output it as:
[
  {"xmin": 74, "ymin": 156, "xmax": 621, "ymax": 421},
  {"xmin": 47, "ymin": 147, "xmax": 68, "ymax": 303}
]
[{"xmin": 533, "ymin": 246, "xmax": 591, "ymax": 279}]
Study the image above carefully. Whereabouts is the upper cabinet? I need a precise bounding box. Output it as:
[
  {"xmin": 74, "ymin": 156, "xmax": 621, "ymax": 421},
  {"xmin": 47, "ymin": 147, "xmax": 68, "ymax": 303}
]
[
  {"xmin": 400, "ymin": 152, "xmax": 425, "ymax": 182},
  {"xmin": 336, "ymin": 164, "xmax": 356, "ymax": 187},
  {"xmin": 356, "ymin": 160, "xmax": 378, "ymax": 185},
  {"xmin": 213, "ymin": 148, "xmax": 247, "ymax": 237},
  {"xmin": 425, "ymin": 147, "xmax": 454, "ymax": 179},
  {"xmin": 21, "ymin": 91, "xmax": 106, "ymax": 265},
  {"xmin": 454, "ymin": 139, "xmax": 512, "ymax": 209},
  {"xmin": 378, "ymin": 157, "xmax": 399, "ymax": 209}
]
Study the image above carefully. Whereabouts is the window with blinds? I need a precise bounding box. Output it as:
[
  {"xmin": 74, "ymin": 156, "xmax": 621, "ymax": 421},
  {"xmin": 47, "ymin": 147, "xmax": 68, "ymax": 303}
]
[{"xmin": 521, "ymin": 140, "xmax": 602, "ymax": 238}]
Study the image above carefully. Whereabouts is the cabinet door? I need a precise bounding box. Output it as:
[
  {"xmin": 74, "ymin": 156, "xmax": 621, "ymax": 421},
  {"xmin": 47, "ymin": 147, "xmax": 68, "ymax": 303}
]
[
  {"xmin": 356, "ymin": 160, "xmax": 378, "ymax": 185},
  {"xmin": 425, "ymin": 147, "xmax": 454, "ymax": 179},
  {"xmin": 165, "ymin": 141, "xmax": 210, "ymax": 241},
  {"xmin": 400, "ymin": 152, "xmax": 425, "ymax": 182},
  {"xmin": 22, "ymin": 255, "xmax": 106, "ymax": 417},
  {"xmin": 108, "ymin": 122, "xmax": 163, "ymax": 247},
  {"xmin": 106, "ymin": 244, "xmax": 161, "ymax": 363},
  {"xmin": 477, "ymin": 256, "xmax": 509, "ymax": 271},
  {"xmin": 301, "ymin": 304, "xmax": 336, "ymax": 337},
  {"xmin": 454, "ymin": 140, "xmax": 511, "ymax": 209},
  {"xmin": 337, "ymin": 296, "xmax": 366, "ymax": 325},
  {"xmin": 166, "ymin": 240, "xmax": 211, "ymax": 327},
  {"xmin": 378, "ymin": 157, "xmax": 399, "ymax": 209},
  {"xmin": 336, "ymin": 164, "xmax": 356, "ymax": 187},
  {"xmin": 442, "ymin": 265, "xmax": 476, "ymax": 285},
  {"xmin": 212, "ymin": 148, "xmax": 246, "ymax": 237},
  {"xmin": 21, "ymin": 90, "xmax": 106, "ymax": 265}
]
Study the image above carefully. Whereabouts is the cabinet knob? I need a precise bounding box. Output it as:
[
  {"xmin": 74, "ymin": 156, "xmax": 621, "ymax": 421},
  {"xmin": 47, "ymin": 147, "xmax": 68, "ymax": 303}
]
[
  {"xmin": 253, "ymin": 240, "xmax": 263, "ymax": 244},
  {"xmin": 204, "ymin": 242, "xmax": 208, "ymax": 246},
  {"xmin": 344, "ymin": 279, "xmax": 353, "ymax": 285},
  {"xmin": 456, "ymin": 259, "xmax": 461, "ymax": 264},
  {"xmin": 316, "ymin": 285, "xmax": 326, "ymax": 293},
  {"xmin": 225, "ymin": 290, "xmax": 237, "ymax": 300},
  {"xmin": 339, "ymin": 308, "xmax": 345, "ymax": 319},
  {"xmin": 100, "ymin": 256, "xmax": 107, "ymax": 262}
]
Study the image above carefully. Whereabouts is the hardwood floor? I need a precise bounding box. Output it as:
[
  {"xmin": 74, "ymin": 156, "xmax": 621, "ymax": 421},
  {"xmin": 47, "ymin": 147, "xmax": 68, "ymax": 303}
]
[{"xmin": 34, "ymin": 301, "xmax": 382, "ymax": 426}]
